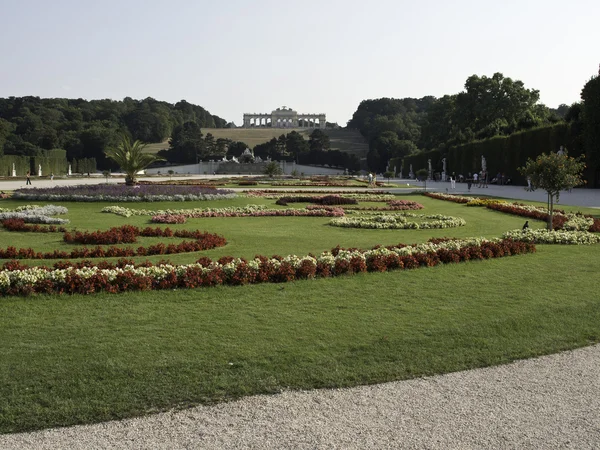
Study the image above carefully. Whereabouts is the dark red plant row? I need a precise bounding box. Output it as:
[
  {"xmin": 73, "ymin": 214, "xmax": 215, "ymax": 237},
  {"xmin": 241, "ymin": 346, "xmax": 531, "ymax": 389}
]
[
  {"xmin": 345, "ymin": 200, "xmax": 424, "ymax": 211},
  {"xmin": 276, "ymin": 195, "xmax": 359, "ymax": 206},
  {"xmin": 1, "ymin": 218, "xmax": 67, "ymax": 233},
  {"xmin": 62, "ymin": 225, "xmax": 214, "ymax": 245},
  {"xmin": 0, "ymin": 228, "xmax": 227, "ymax": 260},
  {"xmin": 485, "ymin": 202, "xmax": 567, "ymax": 229},
  {"xmin": 0, "ymin": 239, "xmax": 535, "ymax": 296}
]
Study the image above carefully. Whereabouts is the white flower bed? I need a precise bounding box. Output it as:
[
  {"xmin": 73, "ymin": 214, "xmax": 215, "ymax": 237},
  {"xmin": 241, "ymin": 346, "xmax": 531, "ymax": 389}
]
[
  {"xmin": 502, "ymin": 229, "xmax": 600, "ymax": 245},
  {"xmin": 329, "ymin": 213, "xmax": 465, "ymax": 230},
  {"xmin": 102, "ymin": 204, "xmax": 269, "ymax": 218},
  {"xmin": 562, "ymin": 216, "xmax": 595, "ymax": 231},
  {"xmin": 0, "ymin": 205, "xmax": 70, "ymax": 224}
]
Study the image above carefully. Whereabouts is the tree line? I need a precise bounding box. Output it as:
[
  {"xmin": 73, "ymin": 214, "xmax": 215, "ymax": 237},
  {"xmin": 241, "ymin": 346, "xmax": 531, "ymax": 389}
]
[
  {"xmin": 159, "ymin": 128, "xmax": 361, "ymax": 172},
  {"xmin": 347, "ymin": 72, "xmax": 599, "ymax": 174},
  {"xmin": 0, "ymin": 96, "xmax": 228, "ymax": 170}
]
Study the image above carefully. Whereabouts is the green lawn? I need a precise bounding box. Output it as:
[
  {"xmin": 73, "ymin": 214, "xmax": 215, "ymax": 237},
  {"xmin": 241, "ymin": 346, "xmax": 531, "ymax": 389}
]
[{"xmin": 0, "ymin": 193, "xmax": 599, "ymax": 433}]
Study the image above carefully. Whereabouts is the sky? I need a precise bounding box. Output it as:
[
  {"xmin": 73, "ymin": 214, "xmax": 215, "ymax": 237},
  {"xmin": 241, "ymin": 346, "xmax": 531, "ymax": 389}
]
[{"xmin": 1, "ymin": 0, "xmax": 599, "ymax": 126}]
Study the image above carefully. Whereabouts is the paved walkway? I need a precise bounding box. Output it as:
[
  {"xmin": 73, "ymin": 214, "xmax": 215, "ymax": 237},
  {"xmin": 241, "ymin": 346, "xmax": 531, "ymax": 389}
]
[{"xmin": 1, "ymin": 175, "xmax": 599, "ymax": 208}]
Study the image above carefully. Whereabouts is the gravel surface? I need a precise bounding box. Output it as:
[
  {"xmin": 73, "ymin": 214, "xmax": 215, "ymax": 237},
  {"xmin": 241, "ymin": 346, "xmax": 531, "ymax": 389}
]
[{"xmin": 2, "ymin": 344, "xmax": 599, "ymax": 449}]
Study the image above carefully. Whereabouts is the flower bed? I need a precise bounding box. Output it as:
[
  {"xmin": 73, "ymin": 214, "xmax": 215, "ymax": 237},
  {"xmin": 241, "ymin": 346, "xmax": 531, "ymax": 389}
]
[
  {"xmin": 424, "ymin": 192, "xmax": 474, "ymax": 203},
  {"xmin": 0, "ymin": 205, "xmax": 70, "ymax": 225},
  {"xmin": 425, "ymin": 192, "xmax": 600, "ymax": 232},
  {"xmin": 244, "ymin": 190, "xmax": 395, "ymax": 201},
  {"xmin": 102, "ymin": 205, "xmax": 345, "ymax": 218},
  {"xmin": 151, "ymin": 214, "xmax": 188, "ymax": 224},
  {"xmin": 344, "ymin": 200, "xmax": 424, "ymax": 211},
  {"xmin": 329, "ymin": 213, "xmax": 466, "ymax": 230},
  {"xmin": 276, "ymin": 195, "xmax": 358, "ymax": 206},
  {"xmin": 502, "ymin": 229, "xmax": 600, "ymax": 245},
  {"xmin": 0, "ymin": 225, "xmax": 227, "ymax": 260},
  {"xmin": 2, "ymin": 218, "xmax": 67, "ymax": 233},
  {"xmin": 12, "ymin": 184, "xmax": 236, "ymax": 202},
  {"xmin": 0, "ymin": 238, "xmax": 535, "ymax": 296}
]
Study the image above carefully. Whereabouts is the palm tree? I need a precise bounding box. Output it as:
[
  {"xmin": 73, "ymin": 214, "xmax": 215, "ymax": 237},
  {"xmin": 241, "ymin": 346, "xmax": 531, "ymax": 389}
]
[{"xmin": 105, "ymin": 135, "xmax": 164, "ymax": 186}]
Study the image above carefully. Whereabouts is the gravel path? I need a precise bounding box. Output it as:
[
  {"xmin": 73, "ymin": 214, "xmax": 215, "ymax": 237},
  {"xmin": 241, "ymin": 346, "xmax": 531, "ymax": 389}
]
[{"xmin": 2, "ymin": 344, "xmax": 599, "ymax": 449}]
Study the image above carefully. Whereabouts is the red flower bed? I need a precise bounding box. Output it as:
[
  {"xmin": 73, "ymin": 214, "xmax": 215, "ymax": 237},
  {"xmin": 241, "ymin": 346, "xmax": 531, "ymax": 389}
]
[
  {"xmin": 276, "ymin": 195, "xmax": 358, "ymax": 206},
  {"xmin": 485, "ymin": 203, "xmax": 568, "ymax": 229},
  {"xmin": 1, "ymin": 239, "xmax": 536, "ymax": 296},
  {"xmin": 1, "ymin": 218, "xmax": 66, "ymax": 233},
  {"xmin": 0, "ymin": 225, "xmax": 227, "ymax": 260}
]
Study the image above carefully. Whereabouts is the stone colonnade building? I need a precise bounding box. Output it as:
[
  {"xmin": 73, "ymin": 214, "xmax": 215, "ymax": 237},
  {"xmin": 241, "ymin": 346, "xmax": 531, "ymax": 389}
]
[{"xmin": 243, "ymin": 106, "xmax": 326, "ymax": 128}]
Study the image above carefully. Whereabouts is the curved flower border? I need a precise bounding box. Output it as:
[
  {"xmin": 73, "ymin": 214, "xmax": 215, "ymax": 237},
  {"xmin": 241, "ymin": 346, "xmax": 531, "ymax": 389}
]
[
  {"xmin": 0, "ymin": 238, "xmax": 535, "ymax": 296},
  {"xmin": 329, "ymin": 213, "xmax": 466, "ymax": 230},
  {"xmin": 502, "ymin": 229, "xmax": 600, "ymax": 245}
]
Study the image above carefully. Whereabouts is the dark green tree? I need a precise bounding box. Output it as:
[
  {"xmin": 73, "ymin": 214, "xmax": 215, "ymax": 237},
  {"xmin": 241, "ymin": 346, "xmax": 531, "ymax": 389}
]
[
  {"xmin": 308, "ymin": 129, "xmax": 330, "ymax": 152},
  {"xmin": 161, "ymin": 122, "xmax": 206, "ymax": 163},
  {"xmin": 581, "ymin": 70, "xmax": 600, "ymax": 168}
]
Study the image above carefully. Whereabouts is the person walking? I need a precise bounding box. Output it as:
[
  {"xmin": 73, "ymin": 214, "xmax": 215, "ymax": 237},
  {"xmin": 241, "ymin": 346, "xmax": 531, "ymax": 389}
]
[{"xmin": 26, "ymin": 170, "xmax": 32, "ymax": 185}]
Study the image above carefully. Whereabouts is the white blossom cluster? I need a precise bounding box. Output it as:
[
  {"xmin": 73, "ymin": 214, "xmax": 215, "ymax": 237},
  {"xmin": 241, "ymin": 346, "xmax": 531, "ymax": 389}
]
[
  {"xmin": 502, "ymin": 229, "xmax": 600, "ymax": 245},
  {"xmin": 562, "ymin": 215, "xmax": 595, "ymax": 231},
  {"xmin": 102, "ymin": 204, "xmax": 268, "ymax": 217},
  {"xmin": 0, "ymin": 205, "xmax": 70, "ymax": 224},
  {"xmin": 329, "ymin": 213, "xmax": 465, "ymax": 230}
]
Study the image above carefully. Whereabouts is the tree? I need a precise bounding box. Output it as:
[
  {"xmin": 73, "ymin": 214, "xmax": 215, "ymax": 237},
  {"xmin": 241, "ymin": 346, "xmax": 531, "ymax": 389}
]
[
  {"xmin": 263, "ymin": 161, "xmax": 282, "ymax": 178},
  {"xmin": 454, "ymin": 73, "xmax": 542, "ymax": 139},
  {"xmin": 105, "ymin": 134, "xmax": 165, "ymax": 185},
  {"xmin": 581, "ymin": 71, "xmax": 600, "ymax": 168},
  {"xmin": 161, "ymin": 122, "xmax": 206, "ymax": 163},
  {"xmin": 308, "ymin": 129, "xmax": 330, "ymax": 152},
  {"xmin": 285, "ymin": 130, "xmax": 309, "ymax": 161},
  {"xmin": 416, "ymin": 168, "xmax": 429, "ymax": 191},
  {"xmin": 518, "ymin": 151, "xmax": 586, "ymax": 230}
]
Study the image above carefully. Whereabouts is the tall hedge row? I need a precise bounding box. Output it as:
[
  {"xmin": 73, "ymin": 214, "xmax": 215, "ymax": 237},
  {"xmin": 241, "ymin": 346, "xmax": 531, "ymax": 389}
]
[
  {"xmin": 0, "ymin": 155, "xmax": 31, "ymax": 177},
  {"xmin": 1, "ymin": 149, "xmax": 69, "ymax": 178},
  {"xmin": 401, "ymin": 123, "xmax": 588, "ymax": 186}
]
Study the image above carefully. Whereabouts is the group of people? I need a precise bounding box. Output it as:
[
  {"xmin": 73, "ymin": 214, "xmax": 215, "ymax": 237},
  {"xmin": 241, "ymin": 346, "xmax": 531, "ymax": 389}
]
[{"xmin": 448, "ymin": 171, "xmax": 488, "ymax": 192}]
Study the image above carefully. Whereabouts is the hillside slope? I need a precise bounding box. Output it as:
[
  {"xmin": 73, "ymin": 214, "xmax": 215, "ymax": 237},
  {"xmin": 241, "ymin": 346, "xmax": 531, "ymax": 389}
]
[{"xmin": 144, "ymin": 129, "xmax": 368, "ymax": 157}]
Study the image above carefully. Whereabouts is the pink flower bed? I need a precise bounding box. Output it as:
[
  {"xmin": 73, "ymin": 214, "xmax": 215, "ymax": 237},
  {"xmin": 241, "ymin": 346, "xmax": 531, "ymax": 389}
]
[{"xmin": 151, "ymin": 214, "xmax": 188, "ymax": 224}]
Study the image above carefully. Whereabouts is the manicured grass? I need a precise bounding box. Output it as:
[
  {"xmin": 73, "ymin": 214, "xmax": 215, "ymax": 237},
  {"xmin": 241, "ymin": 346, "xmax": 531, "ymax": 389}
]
[{"xmin": 0, "ymin": 193, "xmax": 599, "ymax": 433}]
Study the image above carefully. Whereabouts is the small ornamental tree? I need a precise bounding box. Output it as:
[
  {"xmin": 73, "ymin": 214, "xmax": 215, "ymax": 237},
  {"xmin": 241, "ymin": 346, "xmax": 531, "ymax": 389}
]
[
  {"xmin": 263, "ymin": 161, "xmax": 283, "ymax": 178},
  {"xmin": 383, "ymin": 171, "xmax": 394, "ymax": 184},
  {"xmin": 518, "ymin": 151, "xmax": 586, "ymax": 230},
  {"xmin": 416, "ymin": 168, "xmax": 429, "ymax": 191},
  {"xmin": 105, "ymin": 134, "xmax": 165, "ymax": 186}
]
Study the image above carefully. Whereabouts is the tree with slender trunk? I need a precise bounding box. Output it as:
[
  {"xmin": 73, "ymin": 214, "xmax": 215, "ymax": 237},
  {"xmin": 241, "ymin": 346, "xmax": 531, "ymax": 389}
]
[
  {"xmin": 416, "ymin": 168, "xmax": 429, "ymax": 191},
  {"xmin": 105, "ymin": 135, "xmax": 164, "ymax": 186},
  {"xmin": 518, "ymin": 151, "xmax": 585, "ymax": 230}
]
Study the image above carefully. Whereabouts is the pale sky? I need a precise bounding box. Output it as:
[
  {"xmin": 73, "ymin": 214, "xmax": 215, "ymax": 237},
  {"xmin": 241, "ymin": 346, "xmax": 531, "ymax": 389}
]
[{"xmin": 1, "ymin": 0, "xmax": 598, "ymax": 126}]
